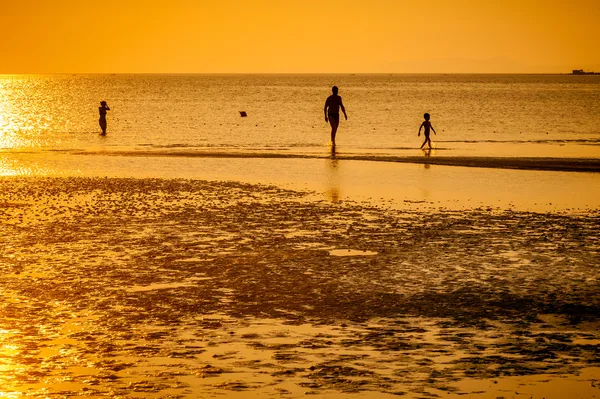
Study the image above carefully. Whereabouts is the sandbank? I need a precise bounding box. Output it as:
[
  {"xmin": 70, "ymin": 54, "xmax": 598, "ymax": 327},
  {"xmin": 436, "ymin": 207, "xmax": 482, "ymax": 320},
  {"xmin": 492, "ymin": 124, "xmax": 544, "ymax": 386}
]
[{"xmin": 72, "ymin": 148, "xmax": 600, "ymax": 172}]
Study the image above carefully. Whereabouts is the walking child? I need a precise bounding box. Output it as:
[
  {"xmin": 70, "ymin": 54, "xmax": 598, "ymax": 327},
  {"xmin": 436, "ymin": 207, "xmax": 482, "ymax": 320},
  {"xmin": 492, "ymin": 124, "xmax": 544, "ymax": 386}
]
[{"xmin": 418, "ymin": 113, "xmax": 436, "ymax": 149}]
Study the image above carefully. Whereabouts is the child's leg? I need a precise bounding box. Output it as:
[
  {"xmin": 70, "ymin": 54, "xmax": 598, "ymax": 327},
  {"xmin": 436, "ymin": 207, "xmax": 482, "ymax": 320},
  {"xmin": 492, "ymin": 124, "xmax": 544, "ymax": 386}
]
[{"xmin": 421, "ymin": 133, "xmax": 430, "ymax": 149}]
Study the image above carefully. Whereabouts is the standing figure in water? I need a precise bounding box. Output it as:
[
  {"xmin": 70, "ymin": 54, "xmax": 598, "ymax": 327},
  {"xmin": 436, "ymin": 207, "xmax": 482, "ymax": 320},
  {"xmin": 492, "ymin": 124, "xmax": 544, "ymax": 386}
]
[
  {"xmin": 418, "ymin": 112, "xmax": 436, "ymax": 149},
  {"xmin": 99, "ymin": 101, "xmax": 110, "ymax": 135},
  {"xmin": 324, "ymin": 86, "xmax": 347, "ymax": 146}
]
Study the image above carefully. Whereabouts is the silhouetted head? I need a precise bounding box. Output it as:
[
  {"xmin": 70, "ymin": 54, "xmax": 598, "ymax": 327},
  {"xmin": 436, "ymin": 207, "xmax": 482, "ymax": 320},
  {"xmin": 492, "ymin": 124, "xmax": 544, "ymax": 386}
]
[
  {"xmin": 424, "ymin": 113, "xmax": 430, "ymax": 120},
  {"xmin": 332, "ymin": 86, "xmax": 338, "ymax": 95},
  {"xmin": 100, "ymin": 101, "xmax": 107, "ymax": 106}
]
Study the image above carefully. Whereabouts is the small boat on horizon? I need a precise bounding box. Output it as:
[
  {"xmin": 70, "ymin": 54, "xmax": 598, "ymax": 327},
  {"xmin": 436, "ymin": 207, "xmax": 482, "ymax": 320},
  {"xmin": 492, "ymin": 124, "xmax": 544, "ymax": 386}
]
[{"xmin": 572, "ymin": 69, "xmax": 599, "ymax": 75}]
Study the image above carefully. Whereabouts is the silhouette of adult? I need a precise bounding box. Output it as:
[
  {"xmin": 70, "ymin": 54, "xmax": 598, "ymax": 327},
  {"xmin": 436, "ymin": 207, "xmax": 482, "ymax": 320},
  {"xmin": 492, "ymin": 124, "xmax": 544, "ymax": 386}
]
[
  {"xmin": 99, "ymin": 101, "xmax": 110, "ymax": 134},
  {"xmin": 324, "ymin": 86, "xmax": 347, "ymax": 146}
]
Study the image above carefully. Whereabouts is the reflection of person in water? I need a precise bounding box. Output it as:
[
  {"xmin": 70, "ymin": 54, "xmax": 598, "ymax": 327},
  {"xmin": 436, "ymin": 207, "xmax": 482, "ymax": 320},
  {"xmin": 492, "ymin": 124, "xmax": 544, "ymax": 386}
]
[
  {"xmin": 324, "ymin": 86, "xmax": 347, "ymax": 146},
  {"xmin": 326, "ymin": 155, "xmax": 341, "ymax": 202},
  {"xmin": 422, "ymin": 147, "xmax": 432, "ymax": 169},
  {"xmin": 99, "ymin": 101, "xmax": 110, "ymax": 134}
]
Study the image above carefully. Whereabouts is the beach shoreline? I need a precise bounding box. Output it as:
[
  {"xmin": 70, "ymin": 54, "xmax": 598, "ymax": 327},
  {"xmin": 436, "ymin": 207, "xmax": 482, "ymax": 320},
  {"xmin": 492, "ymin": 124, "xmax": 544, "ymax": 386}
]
[
  {"xmin": 69, "ymin": 149, "xmax": 600, "ymax": 173},
  {"xmin": 0, "ymin": 175, "xmax": 598, "ymax": 397},
  {"xmin": 2, "ymin": 151, "xmax": 599, "ymax": 213}
]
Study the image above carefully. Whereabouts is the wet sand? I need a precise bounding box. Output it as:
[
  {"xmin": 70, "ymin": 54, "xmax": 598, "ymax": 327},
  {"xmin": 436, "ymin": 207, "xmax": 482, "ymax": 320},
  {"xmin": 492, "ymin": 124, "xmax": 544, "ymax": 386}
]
[
  {"xmin": 351, "ymin": 155, "xmax": 600, "ymax": 173},
  {"xmin": 0, "ymin": 175, "xmax": 599, "ymax": 398}
]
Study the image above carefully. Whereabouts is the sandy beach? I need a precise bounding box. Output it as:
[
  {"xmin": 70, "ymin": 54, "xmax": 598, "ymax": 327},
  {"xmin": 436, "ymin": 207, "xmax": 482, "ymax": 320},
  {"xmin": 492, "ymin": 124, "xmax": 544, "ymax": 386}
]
[{"xmin": 1, "ymin": 159, "xmax": 599, "ymax": 397}]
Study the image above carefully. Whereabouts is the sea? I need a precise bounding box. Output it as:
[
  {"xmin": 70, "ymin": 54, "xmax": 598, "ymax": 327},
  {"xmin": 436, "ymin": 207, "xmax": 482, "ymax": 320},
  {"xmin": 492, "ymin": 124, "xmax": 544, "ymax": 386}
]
[{"xmin": 1, "ymin": 73, "xmax": 599, "ymax": 156}]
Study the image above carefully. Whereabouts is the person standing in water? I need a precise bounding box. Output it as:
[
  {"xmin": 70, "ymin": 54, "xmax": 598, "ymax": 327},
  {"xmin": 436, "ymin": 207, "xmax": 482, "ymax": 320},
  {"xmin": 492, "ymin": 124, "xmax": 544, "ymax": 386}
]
[
  {"xmin": 418, "ymin": 112, "xmax": 436, "ymax": 149},
  {"xmin": 99, "ymin": 101, "xmax": 110, "ymax": 134},
  {"xmin": 324, "ymin": 86, "xmax": 347, "ymax": 146}
]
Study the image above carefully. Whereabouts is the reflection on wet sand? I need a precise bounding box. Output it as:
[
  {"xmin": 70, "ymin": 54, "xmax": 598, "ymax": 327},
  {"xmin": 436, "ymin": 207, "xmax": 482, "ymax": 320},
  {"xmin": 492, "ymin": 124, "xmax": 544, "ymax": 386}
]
[
  {"xmin": 0, "ymin": 176, "xmax": 599, "ymax": 398},
  {"xmin": 0, "ymin": 155, "xmax": 57, "ymax": 177},
  {"xmin": 0, "ymin": 157, "xmax": 20, "ymax": 176},
  {"xmin": 422, "ymin": 147, "xmax": 435, "ymax": 169},
  {"xmin": 325, "ymin": 147, "xmax": 341, "ymax": 203}
]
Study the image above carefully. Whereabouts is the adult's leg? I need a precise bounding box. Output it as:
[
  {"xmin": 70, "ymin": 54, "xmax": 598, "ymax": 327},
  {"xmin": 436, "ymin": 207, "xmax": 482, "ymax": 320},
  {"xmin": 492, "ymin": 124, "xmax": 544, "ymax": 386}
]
[
  {"xmin": 100, "ymin": 119, "xmax": 107, "ymax": 134},
  {"xmin": 329, "ymin": 118, "xmax": 339, "ymax": 145}
]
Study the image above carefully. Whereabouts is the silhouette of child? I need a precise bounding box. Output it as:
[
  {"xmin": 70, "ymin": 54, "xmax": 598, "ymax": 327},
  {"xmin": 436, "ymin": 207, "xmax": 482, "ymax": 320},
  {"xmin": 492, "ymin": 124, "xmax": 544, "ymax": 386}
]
[{"xmin": 418, "ymin": 113, "xmax": 436, "ymax": 149}]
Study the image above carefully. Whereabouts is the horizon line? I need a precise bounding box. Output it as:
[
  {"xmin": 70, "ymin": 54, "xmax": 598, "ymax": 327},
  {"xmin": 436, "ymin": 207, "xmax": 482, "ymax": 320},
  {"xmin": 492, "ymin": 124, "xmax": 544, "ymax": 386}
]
[{"xmin": 0, "ymin": 71, "xmax": 590, "ymax": 76}]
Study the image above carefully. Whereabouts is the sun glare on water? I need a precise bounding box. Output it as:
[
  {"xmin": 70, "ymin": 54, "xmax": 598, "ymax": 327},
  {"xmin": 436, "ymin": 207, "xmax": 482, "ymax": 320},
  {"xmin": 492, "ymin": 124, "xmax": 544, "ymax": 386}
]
[
  {"xmin": 0, "ymin": 78, "xmax": 25, "ymax": 150},
  {"xmin": 0, "ymin": 329, "xmax": 21, "ymax": 397},
  {"xmin": 0, "ymin": 75, "xmax": 65, "ymax": 151}
]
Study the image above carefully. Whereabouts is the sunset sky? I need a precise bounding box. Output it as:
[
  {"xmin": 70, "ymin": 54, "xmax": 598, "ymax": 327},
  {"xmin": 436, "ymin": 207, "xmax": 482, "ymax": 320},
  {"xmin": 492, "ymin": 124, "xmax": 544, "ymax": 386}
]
[{"xmin": 1, "ymin": 0, "xmax": 599, "ymax": 74}]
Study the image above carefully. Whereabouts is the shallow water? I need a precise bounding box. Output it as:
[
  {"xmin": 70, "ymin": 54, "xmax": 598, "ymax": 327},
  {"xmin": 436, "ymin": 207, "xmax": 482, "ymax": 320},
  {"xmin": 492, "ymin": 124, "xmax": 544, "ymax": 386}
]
[
  {"xmin": 0, "ymin": 177, "xmax": 598, "ymax": 398},
  {"xmin": 1, "ymin": 74, "xmax": 599, "ymax": 156},
  {"xmin": 1, "ymin": 152, "xmax": 598, "ymax": 213}
]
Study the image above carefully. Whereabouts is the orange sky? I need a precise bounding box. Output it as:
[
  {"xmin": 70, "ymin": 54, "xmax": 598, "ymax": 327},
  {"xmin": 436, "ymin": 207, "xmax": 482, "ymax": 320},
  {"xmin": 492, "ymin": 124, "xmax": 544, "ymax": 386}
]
[{"xmin": 1, "ymin": 0, "xmax": 598, "ymax": 73}]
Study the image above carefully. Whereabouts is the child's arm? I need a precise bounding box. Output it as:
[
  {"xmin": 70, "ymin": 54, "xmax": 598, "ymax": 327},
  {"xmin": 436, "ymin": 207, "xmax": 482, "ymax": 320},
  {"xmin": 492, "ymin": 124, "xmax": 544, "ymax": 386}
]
[
  {"xmin": 418, "ymin": 122, "xmax": 424, "ymax": 136},
  {"xmin": 431, "ymin": 125, "xmax": 436, "ymax": 135}
]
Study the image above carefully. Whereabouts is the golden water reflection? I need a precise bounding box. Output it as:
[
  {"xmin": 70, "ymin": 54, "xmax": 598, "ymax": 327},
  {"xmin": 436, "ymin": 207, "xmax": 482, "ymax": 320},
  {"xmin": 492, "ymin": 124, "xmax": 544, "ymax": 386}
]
[
  {"xmin": 0, "ymin": 77, "xmax": 30, "ymax": 150},
  {"xmin": 0, "ymin": 156, "xmax": 47, "ymax": 176},
  {"xmin": 0, "ymin": 328, "xmax": 22, "ymax": 397},
  {"xmin": 0, "ymin": 83, "xmax": 22, "ymax": 150},
  {"xmin": 0, "ymin": 75, "xmax": 74, "ymax": 150}
]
